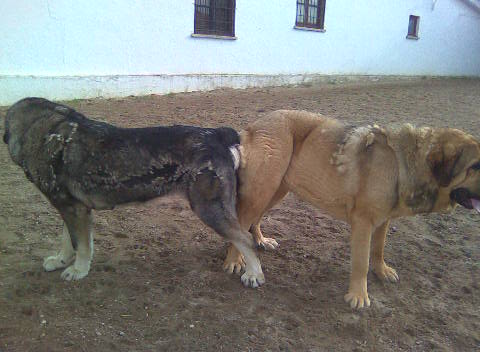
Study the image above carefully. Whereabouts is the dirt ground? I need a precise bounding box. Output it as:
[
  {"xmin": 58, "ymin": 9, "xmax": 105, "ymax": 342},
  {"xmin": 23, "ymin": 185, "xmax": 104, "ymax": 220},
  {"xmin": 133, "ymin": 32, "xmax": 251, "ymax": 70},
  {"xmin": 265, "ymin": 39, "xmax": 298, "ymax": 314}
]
[{"xmin": 0, "ymin": 78, "xmax": 479, "ymax": 352}]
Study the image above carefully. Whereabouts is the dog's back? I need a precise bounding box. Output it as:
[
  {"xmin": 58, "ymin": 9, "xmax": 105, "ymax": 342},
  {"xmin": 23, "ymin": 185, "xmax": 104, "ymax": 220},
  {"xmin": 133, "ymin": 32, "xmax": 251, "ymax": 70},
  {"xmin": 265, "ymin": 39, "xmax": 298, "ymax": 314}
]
[{"xmin": 4, "ymin": 98, "xmax": 241, "ymax": 209}]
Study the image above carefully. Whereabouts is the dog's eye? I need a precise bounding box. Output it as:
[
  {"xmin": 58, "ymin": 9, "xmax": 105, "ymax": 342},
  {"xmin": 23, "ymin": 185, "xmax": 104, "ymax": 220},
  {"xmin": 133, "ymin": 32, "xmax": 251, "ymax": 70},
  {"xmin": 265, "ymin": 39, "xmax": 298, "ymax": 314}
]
[{"xmin": 471, "ymin": 162, "xmax": 480, "ymax": 170}]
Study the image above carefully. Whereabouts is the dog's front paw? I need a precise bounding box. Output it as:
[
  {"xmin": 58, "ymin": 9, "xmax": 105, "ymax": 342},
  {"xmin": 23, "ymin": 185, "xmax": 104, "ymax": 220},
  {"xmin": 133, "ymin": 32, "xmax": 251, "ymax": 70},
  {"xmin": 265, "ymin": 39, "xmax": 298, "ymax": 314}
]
[
  {"xmin": 256, "ymin": 237, "xmax": 279, "ymax": 250},
  {"xmin": 344, "ymin": 290, "xmax": 370, "ymax": 309},
  {"xmin": 373, "ymin": 263, "xmax": 399, "ymax": 283},
  {"xmin": 61, "ymin": 265, "xmax": 90, "ymax": 281},
  {"xmin": 241, "ymin": 272, "xmax": 265, "ymax": 288},
  {"xmin": 43, "ymin": 254, "xmax": 75, "ymax": 272}
]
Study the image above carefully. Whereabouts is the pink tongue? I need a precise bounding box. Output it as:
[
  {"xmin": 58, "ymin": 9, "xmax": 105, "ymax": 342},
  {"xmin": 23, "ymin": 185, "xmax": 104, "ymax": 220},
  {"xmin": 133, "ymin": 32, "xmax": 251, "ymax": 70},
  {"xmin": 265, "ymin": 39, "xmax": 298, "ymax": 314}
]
[{"xmin": 472, "ymin": 199, "xmax": 480, "ymax": 213}]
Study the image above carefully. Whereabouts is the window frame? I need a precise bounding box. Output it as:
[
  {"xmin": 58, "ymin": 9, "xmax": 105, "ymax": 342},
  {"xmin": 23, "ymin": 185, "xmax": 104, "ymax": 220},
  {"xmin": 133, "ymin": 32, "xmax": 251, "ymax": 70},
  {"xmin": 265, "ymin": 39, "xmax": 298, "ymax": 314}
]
[
  {"xmin": 193, "ymin": 0, "xmax": 236, "ymax": 39},
  {"xmin": 295, "ymin": 0, "xmax": 326, "ymax": 31},
  {"xmin": 407, "ymin": 15, "xmax": 420, "ymax": 39}
]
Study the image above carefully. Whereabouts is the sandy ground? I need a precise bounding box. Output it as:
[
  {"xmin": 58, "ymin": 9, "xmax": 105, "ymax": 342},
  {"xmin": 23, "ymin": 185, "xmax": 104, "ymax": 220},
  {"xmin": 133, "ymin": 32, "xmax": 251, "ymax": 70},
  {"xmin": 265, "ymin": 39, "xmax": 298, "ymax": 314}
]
[{"xmin": 0, "ymin": 78, "xmax": 479, "ymax": 352}]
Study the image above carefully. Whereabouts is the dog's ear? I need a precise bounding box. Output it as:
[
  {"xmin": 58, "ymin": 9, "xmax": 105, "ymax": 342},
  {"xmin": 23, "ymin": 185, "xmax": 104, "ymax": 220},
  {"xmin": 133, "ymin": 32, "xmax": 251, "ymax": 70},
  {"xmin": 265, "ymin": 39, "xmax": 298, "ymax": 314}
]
[{"xmin": 427, "ymin": 142, "xmax": 475, "ymax": 187}]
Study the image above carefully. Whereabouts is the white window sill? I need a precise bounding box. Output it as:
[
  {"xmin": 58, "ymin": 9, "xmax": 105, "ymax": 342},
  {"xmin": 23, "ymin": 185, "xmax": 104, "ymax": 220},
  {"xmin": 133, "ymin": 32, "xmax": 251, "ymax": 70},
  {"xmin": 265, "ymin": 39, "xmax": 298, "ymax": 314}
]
[
  {"xmin": 191, "ymin": 33, "xmax": 237, "ymax": 40},
  {"xmin": 406, "ymin": 35, "xmax": 419, "ymax": 40},
  {"xmin": 293, "ymin": 26, "xmax": 326, "ymax": 33}
]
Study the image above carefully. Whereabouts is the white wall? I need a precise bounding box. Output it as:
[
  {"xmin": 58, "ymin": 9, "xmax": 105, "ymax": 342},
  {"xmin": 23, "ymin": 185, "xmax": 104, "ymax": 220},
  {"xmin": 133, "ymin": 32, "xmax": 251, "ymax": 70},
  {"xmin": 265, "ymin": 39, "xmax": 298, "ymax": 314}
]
[{"xmin": 1, "ymin": 0, "xmax": 479, "ymax": 104}]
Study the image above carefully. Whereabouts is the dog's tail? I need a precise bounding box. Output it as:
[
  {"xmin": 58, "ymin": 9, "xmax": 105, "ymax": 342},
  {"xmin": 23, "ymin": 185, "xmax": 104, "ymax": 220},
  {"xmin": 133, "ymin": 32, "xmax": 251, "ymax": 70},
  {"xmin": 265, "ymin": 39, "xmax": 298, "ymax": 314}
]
[
  {"xmin": 229, "ymin": 145, "xmax": 241, "ymax": 171},
  {"xmin": 214, "ymin": 127, "xmax": 242, "ymax": 170}
]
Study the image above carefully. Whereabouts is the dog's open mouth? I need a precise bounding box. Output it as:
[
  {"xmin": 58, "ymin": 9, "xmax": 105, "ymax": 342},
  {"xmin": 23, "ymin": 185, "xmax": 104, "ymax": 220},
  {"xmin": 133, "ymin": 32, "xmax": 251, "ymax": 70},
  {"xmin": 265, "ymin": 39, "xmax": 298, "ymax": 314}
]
[{"xmin": 450, "ymin": 188, "xmax": 480, "ymax": 212}]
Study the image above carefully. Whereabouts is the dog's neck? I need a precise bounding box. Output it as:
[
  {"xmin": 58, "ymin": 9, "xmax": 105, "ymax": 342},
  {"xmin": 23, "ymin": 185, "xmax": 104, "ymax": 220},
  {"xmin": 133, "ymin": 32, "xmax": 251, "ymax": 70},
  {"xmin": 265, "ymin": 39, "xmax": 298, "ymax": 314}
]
[{"xmin": 386, "ymin": 124, "xmax": 444, "ymax": 215}]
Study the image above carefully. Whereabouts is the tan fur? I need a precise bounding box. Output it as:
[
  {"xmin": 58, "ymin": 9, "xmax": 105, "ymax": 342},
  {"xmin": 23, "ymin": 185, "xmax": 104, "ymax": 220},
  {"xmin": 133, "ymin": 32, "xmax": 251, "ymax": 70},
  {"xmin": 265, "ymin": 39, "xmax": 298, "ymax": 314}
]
[{"xmin": 224, "ymin": 110, "xmax": 480, "ymax": 309}]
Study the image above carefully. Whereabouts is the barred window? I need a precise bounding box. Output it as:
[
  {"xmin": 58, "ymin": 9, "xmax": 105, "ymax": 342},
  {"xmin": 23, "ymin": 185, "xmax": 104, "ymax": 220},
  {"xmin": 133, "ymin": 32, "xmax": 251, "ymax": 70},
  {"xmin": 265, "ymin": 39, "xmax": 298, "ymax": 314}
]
[
  {"xmin": 407, "ymin": 15, "xmax": 420, "ymax": 39},
  {"xmin": 194, "ymin": 0, "xmax": 236, "ymax": 37},
  {"xmin": 295, "ymin": 0, "xmax": 326, "ymax": 30}
]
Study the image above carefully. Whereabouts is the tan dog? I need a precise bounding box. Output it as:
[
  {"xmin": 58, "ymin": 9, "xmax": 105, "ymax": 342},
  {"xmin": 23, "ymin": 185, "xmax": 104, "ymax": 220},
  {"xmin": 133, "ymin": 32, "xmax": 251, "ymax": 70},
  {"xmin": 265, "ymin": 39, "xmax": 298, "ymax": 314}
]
[{"xmin": 224, "ymin": 110, "xmax": 480, "ymax": 309}]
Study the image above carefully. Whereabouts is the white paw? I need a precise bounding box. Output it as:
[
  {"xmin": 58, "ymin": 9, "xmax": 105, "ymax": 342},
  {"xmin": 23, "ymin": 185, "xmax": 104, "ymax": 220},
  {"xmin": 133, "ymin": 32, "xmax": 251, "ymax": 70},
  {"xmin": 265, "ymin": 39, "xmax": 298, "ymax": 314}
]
[
  {"xmin": 257, "ymin": 237, "xmax": 279, "ymax": 250},
  {"xmin": 43, "ymin": 254, "xmax": 75, "ymax": 272},
  {"xmin": 241, "ymin": 271, "xmax": 265, "ymax": 288},
  {"xmin": 61, "ymin": 264, "xmax": 90, "ymax": 281}
]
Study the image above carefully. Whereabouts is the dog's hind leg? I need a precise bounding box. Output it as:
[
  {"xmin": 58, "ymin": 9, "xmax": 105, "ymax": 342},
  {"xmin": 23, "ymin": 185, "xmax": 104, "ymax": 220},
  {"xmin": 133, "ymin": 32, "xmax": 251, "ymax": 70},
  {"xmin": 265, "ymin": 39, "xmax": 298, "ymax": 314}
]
[
  {"xmin": 223, "ymin": 183, "xmax": 288, "ymax": 274},
  {"xmin": 192, "ymin": 203, "xmax": 264, "ymax": 287},
  {"xmin": 188, "ymin": 168, "xmax": 265, "ymax": 288},
  {"xmin": 43, "ymin": 222, "xmax": 75, "ymax": 272},
  {"xmin": 57, "ymin": 203, "xmax": 94, "ymax": 281}
]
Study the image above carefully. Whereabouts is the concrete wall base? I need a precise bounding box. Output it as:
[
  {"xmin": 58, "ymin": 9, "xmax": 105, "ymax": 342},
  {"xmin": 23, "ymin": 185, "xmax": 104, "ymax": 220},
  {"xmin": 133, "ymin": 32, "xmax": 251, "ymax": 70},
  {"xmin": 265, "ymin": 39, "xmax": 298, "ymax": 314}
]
[{"xmin": 0, "ymin": 73, "xmax": 464, "ymax": 106}]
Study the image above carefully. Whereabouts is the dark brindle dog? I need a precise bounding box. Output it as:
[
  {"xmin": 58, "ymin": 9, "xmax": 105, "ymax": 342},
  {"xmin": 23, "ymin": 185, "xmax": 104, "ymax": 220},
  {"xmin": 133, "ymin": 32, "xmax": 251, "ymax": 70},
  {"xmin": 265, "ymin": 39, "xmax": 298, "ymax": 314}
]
[{"xmin": 3, "ymin": 98, "xmax": 264, "ymax": 287}]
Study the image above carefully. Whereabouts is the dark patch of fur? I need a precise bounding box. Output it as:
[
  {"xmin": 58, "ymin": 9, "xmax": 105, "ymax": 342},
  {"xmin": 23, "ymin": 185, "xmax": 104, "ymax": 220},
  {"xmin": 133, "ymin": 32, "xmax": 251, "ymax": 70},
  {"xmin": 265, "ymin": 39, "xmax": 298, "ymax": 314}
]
[
  {"xmin": 120, "ymin": 163, "xmax": 179, "ymax": 188},
  {"xmin": 431, "ymin": 149, "xmax": 462, "ymax": 187}
]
